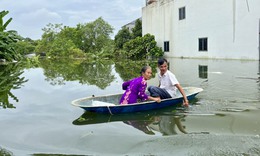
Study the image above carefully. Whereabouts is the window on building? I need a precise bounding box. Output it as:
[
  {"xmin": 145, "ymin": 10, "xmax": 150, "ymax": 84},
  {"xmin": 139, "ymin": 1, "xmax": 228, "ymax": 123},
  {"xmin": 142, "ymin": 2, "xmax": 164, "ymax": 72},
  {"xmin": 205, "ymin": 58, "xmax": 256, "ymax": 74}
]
[
  {"xmin": 164, "ymin": 41, "xmax": 170, "ymax": 52},
  {"xmin": 179, "ymin": 7, "xmax": 186, "ymax": 20},
  {"xmin": 199, "ymin": 38, "xmax": 208, "ymax": 51}
]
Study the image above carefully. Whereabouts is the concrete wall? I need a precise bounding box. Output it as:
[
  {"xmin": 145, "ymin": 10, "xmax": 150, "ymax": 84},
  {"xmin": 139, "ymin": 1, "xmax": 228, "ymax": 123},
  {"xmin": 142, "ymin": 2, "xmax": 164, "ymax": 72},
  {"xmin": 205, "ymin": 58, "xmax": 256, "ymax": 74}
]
[{"xmin": 142, "ymin": 0, "xmax": 260, "ymax": 60}]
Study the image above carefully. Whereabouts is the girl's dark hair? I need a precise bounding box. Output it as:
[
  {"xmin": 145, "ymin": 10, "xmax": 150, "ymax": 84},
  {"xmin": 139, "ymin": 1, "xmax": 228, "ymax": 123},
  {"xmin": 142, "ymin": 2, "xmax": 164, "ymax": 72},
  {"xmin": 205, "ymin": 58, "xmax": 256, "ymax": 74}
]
[
  {"xmin": 158, "ymin": 58, "xmax": 168, "ymax": 65},
  {"xmin": 140, "ymin": 66, "xmax": 151, "ymax": 75}
]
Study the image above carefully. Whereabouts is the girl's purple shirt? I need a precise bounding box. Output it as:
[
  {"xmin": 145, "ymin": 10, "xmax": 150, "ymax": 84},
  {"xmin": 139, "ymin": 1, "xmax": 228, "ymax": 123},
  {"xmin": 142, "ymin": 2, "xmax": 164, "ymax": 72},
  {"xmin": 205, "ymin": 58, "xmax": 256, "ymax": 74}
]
[{"xmin": 119, "ymin": 76, "xmax": 149, "ymax": 104}]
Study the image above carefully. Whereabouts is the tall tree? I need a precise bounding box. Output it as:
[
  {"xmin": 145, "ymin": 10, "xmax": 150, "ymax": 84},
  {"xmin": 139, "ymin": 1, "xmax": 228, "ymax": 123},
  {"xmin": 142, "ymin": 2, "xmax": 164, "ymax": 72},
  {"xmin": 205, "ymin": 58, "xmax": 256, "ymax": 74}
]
[
  {"xmin": 123, "ymin": 34, "xmax": 163, "ymax": 59},
  {"xmin": 114, "ymin": 26, "xmax": 131, "ymax": 49},
  {"xmin": 35, "ymin": 23, "xmax": 63, "ymax": 54},
  {"xmin": 131, "ymin": 18, "xmax": 142, "ymax": 39},
  {"xmin": 75, "ymin": 17, "xmax": 114, "ymax": 53},
  {"xmin": 36, "ymin": 18, "xmax": 114, "ymax": 58}
]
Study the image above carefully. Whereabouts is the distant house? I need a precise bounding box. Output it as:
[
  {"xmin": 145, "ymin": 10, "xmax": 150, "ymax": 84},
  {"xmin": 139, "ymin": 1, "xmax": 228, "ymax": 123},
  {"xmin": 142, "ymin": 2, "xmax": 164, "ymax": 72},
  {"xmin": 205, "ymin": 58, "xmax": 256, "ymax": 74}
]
[
  {"xmin": 123, "ymin": 17, "xmax": 142, "ymax": 32},
  {"xmin": 142, "ymin": 0, "xmax": 260, "ymax": 60}
]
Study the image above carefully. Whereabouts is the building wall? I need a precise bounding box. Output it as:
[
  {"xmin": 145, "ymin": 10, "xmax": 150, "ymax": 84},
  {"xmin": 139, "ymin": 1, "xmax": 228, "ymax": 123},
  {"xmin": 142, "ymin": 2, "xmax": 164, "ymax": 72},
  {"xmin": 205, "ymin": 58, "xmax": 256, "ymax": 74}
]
[{"xmin": 142, "ymin": 0, "xmax": 260, "ymax": 60}]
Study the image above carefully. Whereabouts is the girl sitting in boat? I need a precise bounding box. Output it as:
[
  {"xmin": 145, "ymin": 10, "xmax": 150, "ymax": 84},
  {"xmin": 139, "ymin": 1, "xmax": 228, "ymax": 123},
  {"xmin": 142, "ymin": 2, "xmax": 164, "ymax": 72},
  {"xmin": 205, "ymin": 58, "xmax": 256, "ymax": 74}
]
[{"xmin": 119, "ymin": 66, "xmax": 161, "ymax": 105}]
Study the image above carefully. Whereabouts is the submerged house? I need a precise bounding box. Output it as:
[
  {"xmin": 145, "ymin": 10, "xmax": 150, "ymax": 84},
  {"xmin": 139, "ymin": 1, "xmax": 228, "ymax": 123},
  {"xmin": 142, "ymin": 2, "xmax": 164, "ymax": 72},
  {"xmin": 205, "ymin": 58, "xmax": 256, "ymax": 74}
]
[{"xmin": 142, "ymin": 0, "xmax": 260, "ymax": 60}]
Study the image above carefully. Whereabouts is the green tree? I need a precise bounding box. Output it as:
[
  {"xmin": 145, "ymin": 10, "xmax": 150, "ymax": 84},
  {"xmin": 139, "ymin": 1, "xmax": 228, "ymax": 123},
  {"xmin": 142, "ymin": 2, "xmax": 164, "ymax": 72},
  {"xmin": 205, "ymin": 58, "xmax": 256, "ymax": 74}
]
[
  {"xmin": 15, "ymin": 39, "xmax": 36, "ymax": 55},
  {"xmin": 123, "ymin": 34, "xmax": 163, "ymax": 59},
  {"xmin": 113, "ymin": 19, "xmax": 163, "ymax": 60},
  {"xmin": 142, "ymin": 34, "xmax": 163, "ymax": 58},
  {"xmin": 35, "ymin": 23, "xmax": 62, "ymax": 55},
  {"xmin": 35, "ymin": 23, "xmax": 85, "ymax": 58},
  {"xmin": 131, "ymin": 18, "xmax": 142, "ymax": 39},
  {"xmin": 0, "ymin": 10, "xmax": 22, "ymax": 61},
  {"xmin": 114, "ymin": 26, "xmax": 131, "ymax": 49},
  {"xmin": 36, "ymin": 17, "xmax": 113, "ymax": 58},
  {"xmin": 114, "ymin": 18, "xmax": 142, "ymax": 50},
  {"xmin": 75, "ymin": 17, "xmax": 114, "ymax": 54},
  {"xmin": 49, "ymin": 38, "xmax": 77, "ymax": 57},
  {"xmin": 59, "ymin": 26, "xmax": 77, "ymax": 42}
]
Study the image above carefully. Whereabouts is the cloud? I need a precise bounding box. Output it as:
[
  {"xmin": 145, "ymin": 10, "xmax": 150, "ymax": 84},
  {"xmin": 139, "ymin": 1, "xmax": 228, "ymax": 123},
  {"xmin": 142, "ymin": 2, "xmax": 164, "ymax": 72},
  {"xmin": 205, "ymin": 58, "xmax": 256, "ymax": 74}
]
[
  {"xmin": 0, "ymin": 0, "xmax": 144, "ymax": 39},
  {"xmin": 7, "ymin": 8, "xmax": 62, "ymax": 39},
  {"xmin": 20, "ymin": 8, "xmax": 62, "ymax": 26}
]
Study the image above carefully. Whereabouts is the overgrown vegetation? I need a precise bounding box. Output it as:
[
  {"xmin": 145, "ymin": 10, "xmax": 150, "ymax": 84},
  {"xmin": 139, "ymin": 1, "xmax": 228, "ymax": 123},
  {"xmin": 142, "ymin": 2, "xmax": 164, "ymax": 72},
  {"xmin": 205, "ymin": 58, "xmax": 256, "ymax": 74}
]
[
  {"xmin": 0, "ymin": 10, "xmax": 23, "ymax": 62},
  {"xmin": 0, "ymin": 10, "xmax": 164, "ymax": 110},
  {"xmin": 1, "ymin": 10, "xmax": 163, "ymax": 62},
  {"xmin": 114, "ymin": 18, "xmax": 163, "ymax": 60},
  {"xmin": 0, "ymin": 62, "xmax": 28, "ymax": 108},
  {"xmin": 35, "ymin": 17, "xmax": 114, "ymax": 59}
]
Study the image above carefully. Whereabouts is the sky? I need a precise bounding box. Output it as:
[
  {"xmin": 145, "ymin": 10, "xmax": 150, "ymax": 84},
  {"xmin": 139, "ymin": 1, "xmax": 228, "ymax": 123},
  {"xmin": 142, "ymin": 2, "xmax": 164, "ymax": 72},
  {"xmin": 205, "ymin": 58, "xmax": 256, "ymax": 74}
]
[{"xmin": 0, "ymin": 0, "xmax": 145, "ymax": 40}]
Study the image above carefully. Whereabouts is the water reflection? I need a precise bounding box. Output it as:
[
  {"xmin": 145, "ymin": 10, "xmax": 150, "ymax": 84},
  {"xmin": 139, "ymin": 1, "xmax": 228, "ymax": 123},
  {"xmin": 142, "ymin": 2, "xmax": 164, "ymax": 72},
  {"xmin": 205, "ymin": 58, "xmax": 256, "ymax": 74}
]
[
  {"xmin": 258, "ymin": 61, "xmax": 260, "ymax": 79},
  {"xmin": 0, "ymin": 63, "xmax": 28, "ymax": 109},
  {"xmin": 114, "ymin": 60, "xmax": 157, "ymax": 81},
  {"xmin": 40, "ymin": 59, "xmax": 116, "ymax": 89},
  {"xmin": 38, "ymin": 58, "xmax": 158, "ymax": 89},
  {"xmin": 124, "ymin": 114, "xmax": 188, "ymax": 135},
  {"xmin": 1, "ymin": 58, "xmax": 260, "ymax": 155},
  {"xmin": 73, "ymin": 107, "xmax": 190, "ymax": 136},
  {"xmin": 148, "ymin": 115, "xmax": 188, "ymax": 135},
  {"xmin": 72, "ymin": 59, "xmax": 260, "ymax": 136},
  {"xmin": 258, "ymin": 61, "xmax": 260, "ymax": 101},
  {"xmin": 198, "ymin": 65, "xmax": 208, "ymax": 79}
]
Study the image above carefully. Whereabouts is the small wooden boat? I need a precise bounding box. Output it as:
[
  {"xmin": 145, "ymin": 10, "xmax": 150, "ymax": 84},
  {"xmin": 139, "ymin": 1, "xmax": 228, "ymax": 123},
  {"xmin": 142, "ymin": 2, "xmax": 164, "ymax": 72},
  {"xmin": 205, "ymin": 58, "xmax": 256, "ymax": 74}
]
[{"xmin": 71, "ymin": 87, "xmax": 203, "ymax": 114}]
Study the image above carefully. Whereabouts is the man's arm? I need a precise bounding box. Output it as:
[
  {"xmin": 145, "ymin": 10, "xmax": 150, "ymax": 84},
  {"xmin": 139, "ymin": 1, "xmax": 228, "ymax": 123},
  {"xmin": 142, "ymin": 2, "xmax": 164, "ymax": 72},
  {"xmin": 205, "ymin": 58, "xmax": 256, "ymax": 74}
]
[{"xmin": 175, "ymin": 84, "xmax": 189, "ymax": 106}]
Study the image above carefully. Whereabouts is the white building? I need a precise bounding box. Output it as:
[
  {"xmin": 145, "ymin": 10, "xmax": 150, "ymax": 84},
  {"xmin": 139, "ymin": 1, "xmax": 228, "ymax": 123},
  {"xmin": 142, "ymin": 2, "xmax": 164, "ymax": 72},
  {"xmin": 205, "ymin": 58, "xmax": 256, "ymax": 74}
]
[
  {"xmin": 142, "ymin": 0, "xmax": 260, "ymax": 60},
  {"xmin": 123, "ymin": 17, "xmax": 142, "ymax": 32}
]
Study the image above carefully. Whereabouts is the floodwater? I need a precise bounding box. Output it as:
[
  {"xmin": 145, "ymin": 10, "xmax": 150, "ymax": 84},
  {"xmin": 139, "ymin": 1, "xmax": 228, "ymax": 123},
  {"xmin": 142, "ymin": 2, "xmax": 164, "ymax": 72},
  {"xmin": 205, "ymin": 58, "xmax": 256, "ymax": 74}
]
[{"xmin": 0, "ymin": 58, "xmax": 260, "ymax": 156}]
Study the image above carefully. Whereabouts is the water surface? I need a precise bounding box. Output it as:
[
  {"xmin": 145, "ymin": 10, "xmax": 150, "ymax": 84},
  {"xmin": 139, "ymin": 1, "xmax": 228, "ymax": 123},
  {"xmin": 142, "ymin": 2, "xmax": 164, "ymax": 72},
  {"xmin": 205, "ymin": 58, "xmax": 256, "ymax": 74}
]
[{"xmin": 0, "ymin": 58, "xmax": 260, "ymax": 155}]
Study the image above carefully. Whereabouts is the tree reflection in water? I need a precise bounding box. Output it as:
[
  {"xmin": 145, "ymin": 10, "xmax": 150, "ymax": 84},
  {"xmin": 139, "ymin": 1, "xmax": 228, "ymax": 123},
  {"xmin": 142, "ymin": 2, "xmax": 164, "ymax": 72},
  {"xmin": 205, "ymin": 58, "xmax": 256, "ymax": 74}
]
[
  {"xmin": 40, "ymin": 58, "xmax": 116, "ymax": 89},
  {"xmin": 0, "ymin": 59, "xmax": 162, "ymax": 109},
  {"xmin": 114, "ymin": 60, "xmax": 158, "ymax": 81},
  {"xmin": 39, "ymin": 58, "xmax": 158, "ymax": 89},
  {"xmin": 0, "ymin": 63, "xmax": 28, "ymax": 109}
]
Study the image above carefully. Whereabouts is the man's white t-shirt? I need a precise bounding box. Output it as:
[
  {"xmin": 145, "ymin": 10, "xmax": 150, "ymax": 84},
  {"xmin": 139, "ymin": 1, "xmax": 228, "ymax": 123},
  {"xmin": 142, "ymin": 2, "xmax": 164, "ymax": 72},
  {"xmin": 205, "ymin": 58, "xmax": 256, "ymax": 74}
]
[{"xmin": 158, "ymin": 70, "xmax": 179, "ymax": 97}]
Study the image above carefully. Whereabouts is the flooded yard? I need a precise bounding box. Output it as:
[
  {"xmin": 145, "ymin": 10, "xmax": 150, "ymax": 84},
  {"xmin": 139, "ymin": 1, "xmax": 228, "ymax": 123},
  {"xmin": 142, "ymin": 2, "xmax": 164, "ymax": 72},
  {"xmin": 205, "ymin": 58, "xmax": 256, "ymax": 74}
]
[{"xmin": 0, "ymin": 58, "xmax": 260, "ymax": 155}]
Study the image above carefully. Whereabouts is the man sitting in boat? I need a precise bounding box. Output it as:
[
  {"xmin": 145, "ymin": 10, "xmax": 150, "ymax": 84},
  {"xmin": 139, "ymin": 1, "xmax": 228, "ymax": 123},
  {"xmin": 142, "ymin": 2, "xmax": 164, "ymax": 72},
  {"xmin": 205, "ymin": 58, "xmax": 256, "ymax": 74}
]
[
  {"xmin": 148, "ymin": 58, "xmax": 189, "ymax": 106},
  {"xmin": 120, "ymin": 66, "xmax": 161, "ymax": 105}
]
